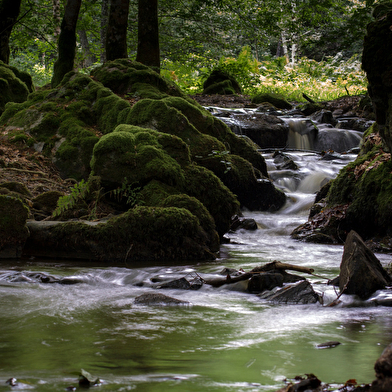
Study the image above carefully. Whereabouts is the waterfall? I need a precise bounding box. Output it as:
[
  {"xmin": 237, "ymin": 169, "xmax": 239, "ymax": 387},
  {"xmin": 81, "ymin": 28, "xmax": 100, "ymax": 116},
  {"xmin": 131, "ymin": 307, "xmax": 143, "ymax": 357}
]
[{"xmin": 285, "ymin": 118, "xmax": 318, "ymax": 150}]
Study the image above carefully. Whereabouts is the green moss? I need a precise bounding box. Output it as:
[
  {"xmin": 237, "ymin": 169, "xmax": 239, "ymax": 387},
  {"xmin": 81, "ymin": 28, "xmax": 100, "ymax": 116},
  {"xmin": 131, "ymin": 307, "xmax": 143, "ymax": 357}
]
[
  {"xmin": 91, "ymin": 129, "xmax": 185, "ymax": 189},
  {"xmin": 182, "ymin": 164, "xmax": 239, "ymax": 236},
  {"xmin": 139, "ymin": 179, "xmax": 179, "ymax": 206},
  {"xmin": 0, "ymin": 195, "xmax": 30, "ymax": 250},
  {"xmin": 251, "ymin": 92, "xmax": 292, "ymax": 109},
  {"xmin": 202, "ymin": 69, "xmax": 242, "ymax": 95}
]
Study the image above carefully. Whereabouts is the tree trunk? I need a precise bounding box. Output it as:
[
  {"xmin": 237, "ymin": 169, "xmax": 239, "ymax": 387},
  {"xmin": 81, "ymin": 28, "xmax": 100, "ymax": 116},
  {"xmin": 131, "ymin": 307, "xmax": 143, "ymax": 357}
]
[
  {"xmin": 136, "ymin": 0, "xmax": 160, "ymax": 72},
  {"xmin": 51, "ymin": 0, "xmax": 82, "ymax": 88},
  {"xmin": 0, "ymin": 0, "xmax": 22, "ymax": 64},
  {"xmin": 105, "ymin": 0, "xmax": 129, "ymax": 61},
  {"xmin": 100, "ymin": 0, "xmax": 109, "ymax": 63},
  {"xmin": 78, "ymin": 29, "xmax": 97, "ymax": 67},
  {"xmin": 53, "ymin": 0, "xmax": 61, "ymax": 38}
]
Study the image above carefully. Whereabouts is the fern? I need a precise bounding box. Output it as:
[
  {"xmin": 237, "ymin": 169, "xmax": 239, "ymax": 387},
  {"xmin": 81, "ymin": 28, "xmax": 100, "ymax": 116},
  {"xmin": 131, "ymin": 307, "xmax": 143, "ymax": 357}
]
[{"xmin": 53, "ymin": 180, "xmax": 89, "ymax": 217}]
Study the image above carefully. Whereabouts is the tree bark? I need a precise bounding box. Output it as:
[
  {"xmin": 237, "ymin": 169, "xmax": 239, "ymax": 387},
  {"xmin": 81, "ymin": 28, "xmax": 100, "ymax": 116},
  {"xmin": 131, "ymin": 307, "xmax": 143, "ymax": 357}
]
[
  {"xmin": 0, "ymin": 0, "xmax": 22, "ymax": 64},
  {"xmin": 78, "ymin": 29, "xmax": 97, "ymax": 67},
  {"xmin": 136, "ymin": 0, "xmax": 160, "ymax": 72},
  {"xmin": 51, "ymin": 0, "xmax": 82, "ymax": 88},
  {"xmin": 100, "ymin": 0, "xmax": 109, "ymax": 63},
  {"xmin": 105, "ymin": 0, "xmax": 129, "ymax": 61}
]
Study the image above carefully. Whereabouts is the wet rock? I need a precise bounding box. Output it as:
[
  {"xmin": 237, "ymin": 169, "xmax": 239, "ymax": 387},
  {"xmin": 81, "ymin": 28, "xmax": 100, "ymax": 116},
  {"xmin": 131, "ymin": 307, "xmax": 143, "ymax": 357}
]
[
  {"xmin": 258, "ymin": 280, "xmax": 320, "ymax": 304},
  {"xmin": 247, "ymin": 272, "xmax": 284, "ymax": 293},
  {"xmin": 230, "ymin": 216, "xmax": 258, "ymax": 231},
  {"xmin": 273, "ymin": 151, "xmax": 299, "ymax": 170},
  {"xmin": 134, "ymin": 293, "xmax": 190, "ymax": 306},
  {"xmin": 310, "ymin": 109, "xmax": 337, "ymax": 126},
  {"xmin": 316, "ymin": 341, "xmax": 341, "ymax": 349},
  {"xmin": 371, "ymin": 343, "xmax": 392, "ymax": 392},
  {"xmin": 339, "ymin": 231, "xmax": 391, "ymax": 299},
  {"xmin": 156, "ymin": 276, "xmax": 203, "ymax": 290}
]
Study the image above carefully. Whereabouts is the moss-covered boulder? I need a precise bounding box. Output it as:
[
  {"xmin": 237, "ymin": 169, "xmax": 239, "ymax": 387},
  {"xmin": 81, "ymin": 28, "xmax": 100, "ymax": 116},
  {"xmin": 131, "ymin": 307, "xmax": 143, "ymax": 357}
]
[
  {"xmin": 291, "ymin": 131, "xmax": 392, "ymax": 246},
  {"xmin": 0, "ymin": 61, "xmax": 33, "ymax": 115},
  {"xmin": 0, "ymin": 72, "xmax": 128, "ymax": 180},
  {"xmin": 91, "ymin": 58, "xmax": 184, "ymax": 99},
  {"xmin": 0, "ymin": 196, "xmax": 30, "ymax": 258},
  {"xmin": 90, "ymin": 125, "xmax": 239, "ymax": 237},
  {"xmin": 24, "ymin": 206, "xmax": 216, "ymax": 262},
  {"xmin": 251, "ymin": 92, "xmax": 292, "ymax": 110},
  {"xmin": 202, "ymin": 69, "xmax": 242, "ymax": 95}
]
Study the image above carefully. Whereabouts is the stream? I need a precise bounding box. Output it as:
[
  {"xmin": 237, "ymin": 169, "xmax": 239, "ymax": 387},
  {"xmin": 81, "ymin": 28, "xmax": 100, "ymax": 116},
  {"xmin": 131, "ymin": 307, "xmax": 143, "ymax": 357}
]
[{"xmin": 1, "ymin": 109, "xmax": 392, "ymax": 391}]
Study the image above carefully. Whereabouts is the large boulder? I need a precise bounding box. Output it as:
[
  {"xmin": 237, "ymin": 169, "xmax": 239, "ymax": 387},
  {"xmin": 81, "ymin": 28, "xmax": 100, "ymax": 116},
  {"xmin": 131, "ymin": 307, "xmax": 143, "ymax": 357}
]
[
  {"xmin": 371, "ymin": 343, "xmax": 392, "ymax": 392},
  {"xmin": 339, "ymin": 230, "xmax": 391, "ymax": 299},
  {"xmin": 0, "ymin": 196, "xmax": 30, "ymax": 258},
  {"xmin": 0, "ymin": 61, "xmax": 33, "ymax": 115},
  {"xmin": 23, "ymin": 206, "xmax": 217, "ymax": 262},
  {"xmin": 251, "ymin": 92, "xmax": 292, "ymax": 109}
]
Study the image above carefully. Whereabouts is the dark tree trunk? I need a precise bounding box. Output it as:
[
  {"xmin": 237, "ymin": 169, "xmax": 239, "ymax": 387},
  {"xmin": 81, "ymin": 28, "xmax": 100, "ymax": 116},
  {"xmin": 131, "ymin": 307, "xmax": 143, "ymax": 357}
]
[
  {"xmin": 105, "ymin": 0, "xmax": 129, "ymax": 61},
  {"xmin": 136, "ymin": 0, "xmax": 160, "ymax": 72},
  {"xmin": 51, "ymin": 0, "xmax": 82, "ymax": 88},
  {"xmin": 0, "ymin": 0, "xmax": 22, "ymax": 64},
  {"xmin": 78, "ymin": 29, "xmax": 97, "ymax": 67},
  {"xmin": 100, "ymin": 0, "xmax": 109, "ymax": 63}
]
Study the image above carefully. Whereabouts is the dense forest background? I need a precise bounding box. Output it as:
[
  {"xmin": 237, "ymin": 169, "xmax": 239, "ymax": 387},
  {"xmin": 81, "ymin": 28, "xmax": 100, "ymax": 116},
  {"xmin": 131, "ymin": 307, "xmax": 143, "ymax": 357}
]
[{"xmin": 2, "ymin": 0, "xmax": 376, "ymax": 98}]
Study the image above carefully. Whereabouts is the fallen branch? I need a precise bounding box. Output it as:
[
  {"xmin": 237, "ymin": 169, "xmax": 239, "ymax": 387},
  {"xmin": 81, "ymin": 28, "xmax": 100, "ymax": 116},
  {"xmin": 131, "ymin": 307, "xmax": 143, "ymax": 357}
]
[
  {"xmin": 204, "ymin": 272, "xmax": 253, "ymax": 287},
  {"xmin": 251, "ymin": 261, "xmax": 314, "ymax": 275}
]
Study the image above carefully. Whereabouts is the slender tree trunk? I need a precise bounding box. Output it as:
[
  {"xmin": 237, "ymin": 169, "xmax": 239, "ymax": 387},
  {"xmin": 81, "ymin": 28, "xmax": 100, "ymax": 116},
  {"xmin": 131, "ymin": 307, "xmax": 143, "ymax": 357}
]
[
  {"xmin": 136, "ymin": 0, "xmax": 160, "ymax": 72},
  {"xmin": 105, "ymin": 0, "xmax": 129, "ymax": 61},
  {"xmin": 51, "ymin": 0, "xmax": 82, "ymax": 88},
  {"xmin": 281, "ymin": 31, "xmax": 289, "ymax": 62},
  {"xmin": 0, "ymin": 0, "xmax": 22, "ymax": 64},
  {"xmin": 53, "ymin": 0, "xmax": 61, "ymax": 38},
  {"xmin": 78, "ymin": 29, "xmax": 97, "ymax": 67},
  {"xmin": 100, "ymin": 0, "xmax": 109, "ymax": 63}
]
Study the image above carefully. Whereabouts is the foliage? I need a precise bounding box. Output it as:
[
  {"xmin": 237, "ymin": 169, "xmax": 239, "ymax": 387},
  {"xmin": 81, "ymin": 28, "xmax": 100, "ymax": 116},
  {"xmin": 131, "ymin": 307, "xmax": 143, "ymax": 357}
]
[
  {"xmin": 109, "ymin": 178, "xmax": 143, "ymax": 208},
  {"xmin": 53, "ymin": 179, "xmax": 89, "ymax": 217},
  {"xmin": 162, "ymin": 50, "xmax": 367, "ymax": 101}
]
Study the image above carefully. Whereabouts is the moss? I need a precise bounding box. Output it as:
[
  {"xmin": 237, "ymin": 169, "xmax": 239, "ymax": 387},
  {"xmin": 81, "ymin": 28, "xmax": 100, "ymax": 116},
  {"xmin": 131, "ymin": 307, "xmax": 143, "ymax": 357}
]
[
  {"xmin": 326, "ymin": 146, "xmax": 392, "ymax": 238},
  {"xmin": 139, "ymin": 179, "xmax": 179, "ymax": 206},
  {"xmin": 91, "ymin": 59, "xmax": 184, "ymax": 98},
  {"xmin": 0, "ymin": 181, "xmax": 32, "ymax": 197},
  {"xmin": 202, "ymin": 69, "xmax": 242, "ymax": 95},
  {"xmin": 251, "ymin": 92, "xmax": 292, "ymax": 109},
  {"xmin": 182, "ymin": 164, "xmax": 239, "ymax": 236},
  {"xmin": 0, "ymin": 63, "xmax": 30, "ymax": 115},
  {"xmin": 91, "ymin": 129, "xmax": 185, "ymax": 189},
  {"xmin": 47, "ymin": 205, "xmax": 215, "ymax": 261},
  {"xmin": 0, "ymin": 195, "xmax": 30, "ymax": 252}
]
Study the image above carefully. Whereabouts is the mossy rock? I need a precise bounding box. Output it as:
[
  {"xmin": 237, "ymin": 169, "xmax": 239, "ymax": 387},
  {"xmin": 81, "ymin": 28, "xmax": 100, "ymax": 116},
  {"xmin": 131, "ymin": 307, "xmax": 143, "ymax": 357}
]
[
  {"xmin": 138, "ymin": 179, "xmax": 179, "ymax": 206},
  {"xmin": 0, "ymin": 62, "xmax": 31, "ymax": 115},
  {"xmin": 0, "ymin": 181, "xmax": 32, "ymax": 198},
  {"xmin": 202, "ymin": 69, "xmax": 242, "ymax": 95},
  {"xmin": 161, "ymin": 194, "xmax": 220, "ymax": 252},
  {"xmin": 251, "ymin": 92, "xmax": 292, "ymax": 110},
  {"xmin": 298, "ymin": 102, "xmax": 325, "ymax": 116},
  {"xmin": 25, "ymin": 206, "xmax": 217, "ymax": 261},
  {"xmin": 90, "ymin": 58, "xmax": 184, "ymax": 98},
  {"xmin": 182, "ymin": 164, "xmax": 240, "ymax": 236},
  {"xmin": 32, "ymin": 191, "xmax": 64, "ymax": 213},
  {"xmin": 0, "ymin": 195, "xmax": 30, "ymax": 258},
  {"xmin": 91, "ymin": 126, "xmax": 187, "ymax": 190}
]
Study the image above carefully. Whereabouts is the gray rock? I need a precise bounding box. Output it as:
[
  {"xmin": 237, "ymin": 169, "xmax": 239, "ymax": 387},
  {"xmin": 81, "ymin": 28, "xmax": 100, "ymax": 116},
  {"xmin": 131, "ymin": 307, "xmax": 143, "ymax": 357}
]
[
  {"xmin": 339, "ymin": 231, "xmax": 391, "ymax": 299},
  {"xmin": 258, "ymin": 280, "xmax": 320, "ymax": 304},
  {"xmin": 134, "ymin": 293, "xmax": 190, "ymax": 306},
  {"xmin": 247, "ymin": 272, "xmax": 284, "ymax": 293}
]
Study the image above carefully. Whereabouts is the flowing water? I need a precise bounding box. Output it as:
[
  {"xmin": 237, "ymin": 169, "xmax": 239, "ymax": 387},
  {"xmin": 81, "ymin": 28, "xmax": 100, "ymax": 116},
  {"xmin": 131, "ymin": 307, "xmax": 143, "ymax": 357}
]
[{"xmin": 1, "ymin": 118, "xmax": 392, "ymax": 391}]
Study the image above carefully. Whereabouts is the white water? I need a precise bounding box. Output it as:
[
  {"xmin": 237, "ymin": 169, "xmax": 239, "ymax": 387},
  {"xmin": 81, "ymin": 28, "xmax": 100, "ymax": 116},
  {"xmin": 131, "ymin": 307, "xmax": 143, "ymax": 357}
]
[{"xmin": 0, "ymin": 152, "xmax": 391, "ymax": 392}]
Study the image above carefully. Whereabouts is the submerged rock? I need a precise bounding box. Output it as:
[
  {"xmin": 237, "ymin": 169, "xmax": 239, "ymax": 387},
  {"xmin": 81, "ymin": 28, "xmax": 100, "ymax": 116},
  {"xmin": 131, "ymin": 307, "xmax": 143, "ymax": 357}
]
[
  {"xmin": 134, "ymin": 293, "xmax": 190, "ymax": 306},
  {"xmin": 339, "ymin": 231, "xmax": 391, "ymax": 299}
]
